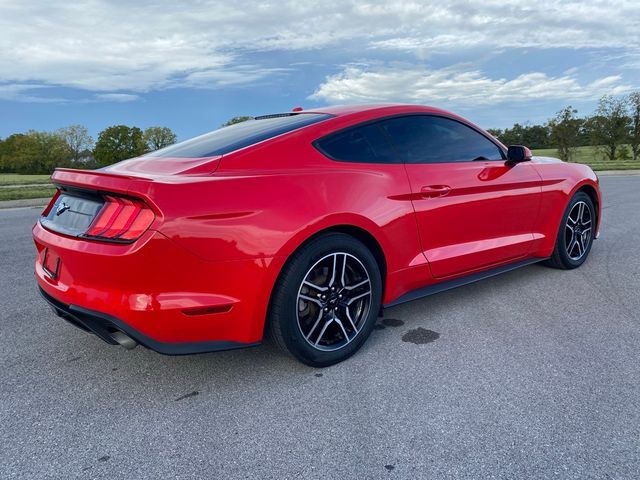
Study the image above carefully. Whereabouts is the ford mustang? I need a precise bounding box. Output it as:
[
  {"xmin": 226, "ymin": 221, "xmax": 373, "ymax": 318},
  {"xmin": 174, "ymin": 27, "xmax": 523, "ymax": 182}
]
[{"xmin": 33, "ymin": 104, "xmax": 601, "ymax": 366}]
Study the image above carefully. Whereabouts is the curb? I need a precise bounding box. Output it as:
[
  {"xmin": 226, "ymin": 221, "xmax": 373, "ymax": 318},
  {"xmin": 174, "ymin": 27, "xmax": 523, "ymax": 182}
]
[
  {"xmin": 0, "ymin": 198, "xmax": 49, "ymax": 210},
  {"xmin": 595, "ymin": 170, "xmax": 640, "ymax": 176}
]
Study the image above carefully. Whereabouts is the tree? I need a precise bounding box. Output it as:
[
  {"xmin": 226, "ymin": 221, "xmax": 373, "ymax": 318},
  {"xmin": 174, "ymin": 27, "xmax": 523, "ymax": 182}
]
[
  {"xmin": 57, "ymin": 125, "xmax": 93, "ymax": 163},
  {"xmin": 523, "ymin": 124, "xmax": 551, "ymax": 149},
  {"xmin": 93, "ymin": 125, "xmax": 146, "ymax": 166},
  {"xmin": 0, "ymin": 131, "xmax": 70, "ymax": 173},
  {"xmin": 486, "ymin": 124, "xmax": 551, "ymax": 149},
  {"xmin": 486, "ymin": 128, "xmax": 502, "ymax": 139},
  {"xmin": 222, "ymin": 116, "xmax": 252, "ymax": 127},
  {"xmin": 0, "ymin": 134, "xmax": 26, "ymax": 172},
  {"xmin": 548, "ymin": 106, "xmax": 581, "ymax": 162},
  {"xmin": 0, "ymin": 137, "xmax": 6, "ymax": 172},
  {"xmin": 143, "ymin": 126, "xmax": 177, "ymax": 152},
  {"xmin": 589, "ymin": 95, "xmax": 630, "ymax": 162},
  {"xmin": 617, "ymin": 145, "xmax": 631, "ymax": 161},
  {"xmin": 628, "ymin": 92, "xmax": 640, "ymax": 161}
]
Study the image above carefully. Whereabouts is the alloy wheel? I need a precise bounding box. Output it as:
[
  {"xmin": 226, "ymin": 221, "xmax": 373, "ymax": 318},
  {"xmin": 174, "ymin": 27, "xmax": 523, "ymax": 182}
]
[
  {"xmin": 296, "ymin": 252, "xmax": 372, "ymax": 351},
  {"xmin": 565, "ymin": 200, "xmax": 593, "ymax": 261}
]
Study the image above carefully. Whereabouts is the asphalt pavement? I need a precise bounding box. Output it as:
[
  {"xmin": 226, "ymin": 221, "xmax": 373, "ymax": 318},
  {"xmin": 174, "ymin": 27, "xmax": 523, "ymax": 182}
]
[{"xmin": 1, "ymin": 176, "xmax": 639, "ymax": 479}]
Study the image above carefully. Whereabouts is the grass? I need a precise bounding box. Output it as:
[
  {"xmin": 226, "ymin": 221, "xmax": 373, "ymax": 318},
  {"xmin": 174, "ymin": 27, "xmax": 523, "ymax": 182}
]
[
  {"xmin": 0, "ymin": 174, "xmax": 55, "ymax": 201},
  {"xmin": 533, "ymin": 146, "xmax": 640, "ymax": 171},
  {"xmin": 0, "ymin": 186, "xmax": 56, "ymax": 201},
  {"xmin": 0, "ymin": 173, "xmax": 52, "ymax": 186}
]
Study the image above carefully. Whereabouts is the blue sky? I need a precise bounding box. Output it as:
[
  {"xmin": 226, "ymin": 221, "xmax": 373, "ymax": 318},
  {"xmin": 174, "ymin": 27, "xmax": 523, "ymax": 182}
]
[{"xmin": 1, "ymin": 1, "xmax": 639, "ymax": 141}]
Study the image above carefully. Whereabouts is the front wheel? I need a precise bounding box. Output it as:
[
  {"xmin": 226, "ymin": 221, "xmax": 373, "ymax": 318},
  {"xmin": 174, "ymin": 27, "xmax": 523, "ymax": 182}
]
[
  {"xmin": 545, "ymin": 191, "xmax": 596, "ymax": 269},
  {"xmin": 268, "ymin": 233, "xmax": 382, "ymax": 367}
]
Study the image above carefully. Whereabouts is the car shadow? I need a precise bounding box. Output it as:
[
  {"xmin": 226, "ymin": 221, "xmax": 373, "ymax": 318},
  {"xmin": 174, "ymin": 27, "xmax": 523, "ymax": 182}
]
[{"xmin": 37, "ymin": 262, "xmax": 564, "ymax": 404}]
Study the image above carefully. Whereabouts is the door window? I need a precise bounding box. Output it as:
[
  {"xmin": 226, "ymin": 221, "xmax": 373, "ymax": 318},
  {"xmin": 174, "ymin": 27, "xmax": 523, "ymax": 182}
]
[{"xmin": 379, "ymin": 115, "xmax": 504, "ymax": 164}]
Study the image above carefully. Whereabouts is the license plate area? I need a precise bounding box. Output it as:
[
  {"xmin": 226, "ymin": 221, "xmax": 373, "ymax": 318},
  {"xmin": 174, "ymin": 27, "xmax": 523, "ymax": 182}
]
[{"xmin": 42, "ymin": 248, "xmax": 60, "ymax": 279}]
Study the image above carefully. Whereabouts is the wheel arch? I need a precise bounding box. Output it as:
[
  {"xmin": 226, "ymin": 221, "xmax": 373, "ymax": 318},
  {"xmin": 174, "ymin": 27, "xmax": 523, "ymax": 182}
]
[
  {"xmin": 570, "ymin": 178, "xmax": 602, "ymax": 238},
  {"xmin": 576, "ymin": 183, "xmax": 600, "ymax": 224},
  {"xmin": 263, "ymin": 222, "xmax": 389, "ymax": 336},
  {"xmin": 299, "ymin": 224, "xmax": 388, "ymax": 288}
]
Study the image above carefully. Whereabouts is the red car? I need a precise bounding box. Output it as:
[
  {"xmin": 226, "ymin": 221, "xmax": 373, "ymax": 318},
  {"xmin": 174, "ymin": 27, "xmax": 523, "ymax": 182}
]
[{"xmin": 33, "ymin": 105, "xmax": 601, "ymax": 366}]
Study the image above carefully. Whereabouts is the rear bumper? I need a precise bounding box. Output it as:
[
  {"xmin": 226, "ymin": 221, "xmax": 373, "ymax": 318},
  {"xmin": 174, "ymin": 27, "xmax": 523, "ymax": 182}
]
[
  {"xmin": 33, "ymin": 221, "xmax": 284, "ymax": 350},
  {"xmin": 39, "ymin": 288, "xmax": 259, "ymax": 354}
]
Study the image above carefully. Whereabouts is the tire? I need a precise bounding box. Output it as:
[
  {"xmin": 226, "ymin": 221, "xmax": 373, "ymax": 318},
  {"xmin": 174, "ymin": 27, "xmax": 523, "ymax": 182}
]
[
  {"xmin": 268, "ymin": 233, "xmax": 382, "ymax": 367},
  {"xmin": 545, "ymin": 191, "xmax": 596, "ymax": 269}
]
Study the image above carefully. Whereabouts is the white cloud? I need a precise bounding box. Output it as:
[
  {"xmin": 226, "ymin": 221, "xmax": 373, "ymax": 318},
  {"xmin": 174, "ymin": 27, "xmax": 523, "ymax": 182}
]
[
  {"xmin": 309, "ymin": 65, "xmax": 633, "ymax": 105},
  {"xmin": 94, "ymin": 93, "xmax": 140, "ymax": 102},
  {"xmin": 0, "ymin": 1, "xmax": 638, "ymax": 98},
  {"xmin": 183, "ymin": 66, "xmax": 292, "ymax": 88},
  {"xmin": 0, "ymin": 83, "xmax": 65, "ymax": 103}
]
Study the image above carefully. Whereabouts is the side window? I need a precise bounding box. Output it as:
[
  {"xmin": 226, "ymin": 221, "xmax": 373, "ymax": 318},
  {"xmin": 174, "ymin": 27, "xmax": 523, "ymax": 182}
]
[
  {"xmin": 379, "ymin": 115, "xmax": 504, "ymax": 163},
  {"xmin": 315, "ymin": 123, "xmax": 397, "ymax": 164}
]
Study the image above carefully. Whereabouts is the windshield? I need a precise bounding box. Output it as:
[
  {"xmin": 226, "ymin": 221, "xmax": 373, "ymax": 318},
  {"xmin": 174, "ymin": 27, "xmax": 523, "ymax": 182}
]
[{"xmin": 148, "ymin": 113, "xmax": 333, "ymax": 158}]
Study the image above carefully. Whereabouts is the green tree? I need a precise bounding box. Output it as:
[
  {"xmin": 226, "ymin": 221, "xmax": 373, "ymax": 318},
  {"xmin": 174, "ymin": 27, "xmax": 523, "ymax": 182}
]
[
  {"xmin": 486, "ymin": 128, "xmax": 502, "ymax": 139},
  {"xmin": 222, "ymin": 116, "xmax": 252, "ymax": 127},
  {"xmin": 0, "ymin": 134, "xmax": 26, "ymax": 172},
  {"xmin": 93, "ymin": 125, "xmax": 146, "ymax": 166},
  {"xmin": 589, "ymin": 95, "xmax": 631, "ymax": 162},
  {"xmin": 143, "ymin": 126, "xmax": 177, "ymax": 152},
  {"xmin": 548, "ymin": 106, "xmax": 581, "ymax": 162},
  {"xmin": 617, "ymin": 145, "xmax": 631, "ymax": 161},
  {"xmin": 0, "ymin": 137, "xmax": 6, "ymax": 172},
  {"xmin": 487, "ymin": 124, "xmax": 550, "ymax": 149},
  {"xmin": 523, "ymin": 124, "xmax": 551, "ymax": 149},
  {"xmin": 0, "ymin": 131, "xmax": 70, "ymax": 173},
  {"xmin": 57, "ymin": 125, "xmax": 93, "ymax": 163},
  {"xmin": 627, "ymin": 92, "xmax": 640, "ymax": 161}
]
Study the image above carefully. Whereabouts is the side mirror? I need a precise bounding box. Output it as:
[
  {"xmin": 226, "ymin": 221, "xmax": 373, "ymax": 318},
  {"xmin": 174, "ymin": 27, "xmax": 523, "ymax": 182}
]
[{"xmin": 506, "ymin": 145, "xmax": 532, "ymax": 164}]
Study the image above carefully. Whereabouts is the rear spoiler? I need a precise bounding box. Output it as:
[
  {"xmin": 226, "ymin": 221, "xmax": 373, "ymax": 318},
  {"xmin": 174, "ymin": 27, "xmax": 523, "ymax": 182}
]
[
  {"xmin": 50, "ymin": 168, "xmax": 159, "ymax": 214},
  {"xmin": 52, "ymin": 168, "xmax": 152, "ymax": 189},
  {"xmin": 51, "ymin": 168, "xmax": 153, "ymax": 194}
]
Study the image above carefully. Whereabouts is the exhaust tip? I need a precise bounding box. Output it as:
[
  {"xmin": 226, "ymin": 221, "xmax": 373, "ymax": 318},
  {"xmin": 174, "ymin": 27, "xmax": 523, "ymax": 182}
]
[{"xmin": 111, "ymin": 331, "xmax": 138, "ymax": 350}]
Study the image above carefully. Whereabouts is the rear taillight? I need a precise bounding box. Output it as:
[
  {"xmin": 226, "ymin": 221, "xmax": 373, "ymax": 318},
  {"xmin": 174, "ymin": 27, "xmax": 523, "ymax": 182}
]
[{"xmin": 85, "ymin": 195, "xmax": 155, "ymax": 241}]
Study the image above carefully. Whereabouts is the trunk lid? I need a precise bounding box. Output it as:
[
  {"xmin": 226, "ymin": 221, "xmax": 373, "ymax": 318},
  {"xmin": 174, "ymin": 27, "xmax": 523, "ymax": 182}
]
[{"xmin": 104, "ymin": 155, "xmax": 222, "ymax": 176}]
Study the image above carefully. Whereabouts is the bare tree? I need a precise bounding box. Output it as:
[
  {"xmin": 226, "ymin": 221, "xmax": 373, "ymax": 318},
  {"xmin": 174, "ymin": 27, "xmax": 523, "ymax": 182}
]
[{"xmin": 57, "ymin": 125, "xmax": 93, "ymax": 163}]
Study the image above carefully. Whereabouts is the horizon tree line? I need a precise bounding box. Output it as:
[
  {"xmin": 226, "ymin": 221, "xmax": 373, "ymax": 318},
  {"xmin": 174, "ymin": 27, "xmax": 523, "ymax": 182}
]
[
  {"xmin": 1, "ymin": 92, "xmax": 639, "ymax": 174},
  {"xmin": 487, "ymin": 92, "xmax": 639, "ymax": 162}
]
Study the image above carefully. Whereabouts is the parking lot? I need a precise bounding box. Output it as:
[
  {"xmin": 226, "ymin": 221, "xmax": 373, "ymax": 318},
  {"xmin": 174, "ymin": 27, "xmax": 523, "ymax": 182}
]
[{"xmin": 1, "ymin": 175, "xmax": 639, "ymax": 479}]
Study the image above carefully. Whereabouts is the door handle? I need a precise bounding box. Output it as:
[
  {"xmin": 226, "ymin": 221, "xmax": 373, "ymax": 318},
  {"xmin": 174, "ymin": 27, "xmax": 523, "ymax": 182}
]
[{"xmin": 420, "ymin": 185, "xmax": 451, "ymax": 198}]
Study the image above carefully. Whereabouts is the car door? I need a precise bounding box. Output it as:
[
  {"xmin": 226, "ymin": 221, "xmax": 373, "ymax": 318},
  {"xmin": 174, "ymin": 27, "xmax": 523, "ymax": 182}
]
[{"xmin": 379, "ymin": 114, "xmax": 542, "ymax": 278}]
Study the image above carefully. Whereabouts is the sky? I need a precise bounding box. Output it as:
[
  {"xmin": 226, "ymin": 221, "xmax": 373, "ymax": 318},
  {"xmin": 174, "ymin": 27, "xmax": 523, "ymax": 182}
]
[{"xmin": 0, "ymin": 0, "xmax": 639, "ymax": 141}]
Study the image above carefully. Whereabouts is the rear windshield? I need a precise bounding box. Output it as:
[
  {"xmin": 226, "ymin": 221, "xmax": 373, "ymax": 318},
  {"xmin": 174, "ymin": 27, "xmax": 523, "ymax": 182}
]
[{"xmin": 148, "ymin": 113, "xmax": 333, "ymax": 158}]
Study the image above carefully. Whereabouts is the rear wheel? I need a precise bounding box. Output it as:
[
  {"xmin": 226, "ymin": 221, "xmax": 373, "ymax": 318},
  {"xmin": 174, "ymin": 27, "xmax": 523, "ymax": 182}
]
[
  {"xmin": 545, "ymin": 191, "xmax": 595, "ymax": 269},
  {"xmin": 268, "ymin": 233, "xmax": 382, "ymax": 367}
]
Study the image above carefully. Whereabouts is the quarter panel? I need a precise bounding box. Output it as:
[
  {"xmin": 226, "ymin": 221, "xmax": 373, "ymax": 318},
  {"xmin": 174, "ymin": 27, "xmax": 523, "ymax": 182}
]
[{"xmin": 156, "ymin": 167, "xmax": 421, "ymax": 270}]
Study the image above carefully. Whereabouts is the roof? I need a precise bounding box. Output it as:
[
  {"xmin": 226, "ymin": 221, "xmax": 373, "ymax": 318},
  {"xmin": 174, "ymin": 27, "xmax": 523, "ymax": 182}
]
[{"xmin": 302, "ymin": 103, "xmax": 457, "ymax": 119}]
